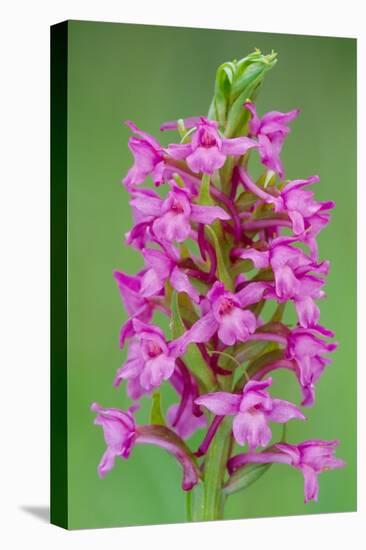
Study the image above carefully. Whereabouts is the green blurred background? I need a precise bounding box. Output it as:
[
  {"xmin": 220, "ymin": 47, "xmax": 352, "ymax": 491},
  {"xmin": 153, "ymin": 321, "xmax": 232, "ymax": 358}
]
[{"xmin": 66, "ymin": 20, "xmax": 356, "ymax": 529}]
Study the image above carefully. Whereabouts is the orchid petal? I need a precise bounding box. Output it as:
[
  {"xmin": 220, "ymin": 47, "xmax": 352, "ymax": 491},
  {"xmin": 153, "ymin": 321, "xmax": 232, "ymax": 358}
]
[
  {"xmin": 239, "ymin": 249, "xmax": 270, "ymax": 269},
  {"xmin": 267, "ymin": 398, "xmax": 306, "ymax": 423},
  {"xmin": 232, "ymin": 410, "xmax": 272, "ymax": 449},
  {"xmin": 187, "ymin": 146, "xmax": 226, "ymax": 174},
  {"xmin": 301, "ymin": 464, "xmax": 319, "ymax": 503},
  {"xmin": 191, "ymin": 204, "xmax": 230, "ymax": 223},
  {"xmin": 195, "ymin": 392, "xmax": 241, "ymax": 415},
  {"xmin": 170, "ymin": 266, "xmax": 200, "ymax": 304}
]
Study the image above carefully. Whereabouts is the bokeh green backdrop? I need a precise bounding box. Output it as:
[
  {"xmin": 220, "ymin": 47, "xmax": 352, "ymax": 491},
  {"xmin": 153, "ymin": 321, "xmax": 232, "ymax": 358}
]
[{"xmin": 66, "ymin": 20, "xmax": 356, "ymax": 529}]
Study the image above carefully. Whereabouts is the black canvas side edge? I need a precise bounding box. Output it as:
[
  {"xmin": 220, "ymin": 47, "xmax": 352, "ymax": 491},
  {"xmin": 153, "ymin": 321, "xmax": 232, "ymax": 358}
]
[{"xmin": 50, "ymin": 20, "xmax": 68, "ymax": 529}]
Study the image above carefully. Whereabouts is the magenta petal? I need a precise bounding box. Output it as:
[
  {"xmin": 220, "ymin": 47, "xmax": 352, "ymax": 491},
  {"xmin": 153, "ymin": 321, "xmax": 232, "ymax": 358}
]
[
  {"xmin": 207, "ymin": 281, "xmax": 226, "ymax": 303},
  {"xmin": 275, "ymin": 265, "xmax": 300, "ymax": 299},
  {"xmin": 272, "ymin": 244, "xmax": 308, "ymax": 271},
  {"xmin": 140, "ymin": 268, "xmax": 164, "ymax": 297},
  {"xmin": 267, "ymin": 398, "xmax": 306, "ymax": 423},
  {"xmin": 126, "ymin": 376, "xmax": 147, "ymax": 400},
  {"xmin": 195, "ymin": 392, "xmax": 241, "ymax": 415},
  {"xmin": 288, "ymin": 328, "xmax": 336, "ymax": 358},
  {"xmin": 140, "ymin": 354, "xmax": 175, "ymax": 389},
  {"xmin": 153, "ymin": 211, "xmax": 191, "ymax": 242},
  {"xmin": 151, "ymin": 160, "xmax": 166, "ymax": 186},
  {"xmin": 221, "ymin": 136, "xmax": 257, "ymax": 156},
  {"xmin": 244, "ymin": 104, "xmax": 299, "ymax": 178},
  {"xmin": 244, "ymin": 102, "xmax": 260, "ymax": 134},
  {"xmin": 123, "ymin": 139, "xmax": 161, "ymax": 189},
  {"xmin": 114, "ymin": 359, "xmax": 141, "ymax": 382},
  {"xmin": 191, "ymin": 204, "xmax": 230, "ymax": 223},
  {"xmin": 130, "ymin": 194, "xmax": 162, "ymax": 217},
  {"xmin": 228, "ymin": 450, "xmax": 293, "ymax": 473},
  {"xmin": 114, "ymin": 342, "xmax": 143, "ymax": 385},
  {"xmin": 239, "ymin": 249, "xmax": 270, "ymax": 269},
  {"xmin": 295, "ymin": 297, "xmax": 320, "ymax": 327},
  {"xmin": 119, "ymin": 319, "xmax": 135, "ymax": 348},
  {"xmin": 273, "ymin": 439, "xmax": 345, "ymax": 502},
  {"xmin": 288, "ymin": 210, "xmax": 305, "ymax": 234},
  {"xmin": 114, "ymin": 271, "xmax": 146, "ymax": 317},
  {"xmin": 170, "ymin": 266, "xmax": 200, "ymax": 304},
  {"xmin": 160, "ymin": 116, "xmax": 202, "ymax": 131},
  {"xmin": 97, "ymin": 448, "xmax": 117, "ymax": 478},
  {"xmin": 282, "ymin": 175, "xmax": 320, "ymax": 194},
  {"xmin": 258, "ymin": 134, "xmax": 284, "ymax": 177},
  {"xmin": 92, "ymin": 406, "xmax": 135, "ymax": 448},
  {"xmin": 92, "ymin": 403, "xmax": 136, "ymax": 476},
  {"xmin": 313, "ymin": 324, "xmax": 335, "ymax": 338},
  {"xmin": 185, "ymin": 312, "xmax": 218, "ymax": 345},
  {"xmin": 142, "ymin": 248, "xmax": 172, "ymax": 279},
  {"xmin": 239, "ymin": 391, "xmax": 272, "ymax": 413},
  {"xmin": 243, "ymin": 378, "xmax": 273, "ymax": 394},
  {"xmin": 166, "ymin": 142, "xmax": 192, "ymax": 160},
  {"xmin": 300, "ymin": 384, "xmax": 316, "ymax": 408},
  {"xmin": 260, "ymin": 108, "xmax": 300, "ymax": 131},
  {"xmin": 275, "ymin": 443, "xmax": 301, "ymax": 464},
  {"xmin": 300, "ymin": 464, "xmax": 319, "ymax": 503},
  {"xmin": 132, "ymin": 318, "xmax": 166, "ymax": 342},
  {"xmin": 124, "ymin": 120, "xmax": 162, "ymax": 149},
  {"xmin": 187, "ymin": 146, "xmax": 226, "ymax": 174},
  {"xmin": 296, "ymin": 275, "xmax": 325, "ymax": 298},
  {"xmin": 232, "ymin": 410, "xmax": 272, "ymax": 449},
  {"xmin": 299, "ymin": 439, "xmax": 345, "ymax": 471},
  {"xmin": 218, "ymin": 308, "xmax": 257, "ymax": 345},
  {"xmin": 236, "ymin": 282, "xmax": 268, "ymax": 308}
]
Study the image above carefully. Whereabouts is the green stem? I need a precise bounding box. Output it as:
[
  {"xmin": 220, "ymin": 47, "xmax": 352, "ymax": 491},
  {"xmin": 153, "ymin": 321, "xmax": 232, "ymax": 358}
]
[
  {"xmin": 190, "ymin": 417, "xmax": 232, "ymax": 521},
  {"xmin": 186, "ymin": 489, "xmax": 193, "ymax": 522}
]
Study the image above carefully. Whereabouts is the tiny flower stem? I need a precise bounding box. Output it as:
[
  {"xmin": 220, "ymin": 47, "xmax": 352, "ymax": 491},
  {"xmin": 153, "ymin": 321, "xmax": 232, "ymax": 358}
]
[
  {"xmin": 227, "ymin": 448, "xmax": 292, "ymax": 474},
  {"xmin": 229, "ymin": 168, "xmax": 240, "ymax": 201},
  {"xmin": 173, "ymin": 358, "xmax": 192, "ymax": 427},
  {"xmin": 194, "ymin": 415, "xmax": 224, "ymax": 457},
  {"xmin": 208, "ymin": 350, "xmax": 241, "ymax": 370},
  {"xmin": 205, "ymin": 350, "xmax": 231, "ymax": 376},
  {"xmin": 251, "ymin": 359, "xmax": 296, "ymax": 380},
  {"xmin": 247, "ymin": 332, "xmax": 287, "ymax": 346},
  {"xmin": 198, "ymin": 224, "xmax": 207, "ymax": 261},
  {"xmin": 196, "ymin": 344, "xmax": 230, "ymax": 376},
  {"xmin": 185, "ymin": 268, "xmax": 211, "ymax": 283},
  {"xmin": 210, "ymin": 184, "xmax": 242, "ymax": 242},
  {"xmin": 235, "ymin": 349, "xmax": 285, "ymax": 391},
  {"xmin": 206, "ymin": 241, "xmax": 218, "ymax": 282},
  {"xmin": 238, "ymin": 167, "xmax": 281, "ymax": 208},
  {"xmin": 241, "ymin": 218, "xmax": 291, "ymax": 230}
]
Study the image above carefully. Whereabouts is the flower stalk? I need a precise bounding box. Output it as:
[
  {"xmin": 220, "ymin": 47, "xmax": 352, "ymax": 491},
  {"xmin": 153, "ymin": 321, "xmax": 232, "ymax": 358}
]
[{"xmin": 200, "ymin": 417, "xmax": 233, "ymax": 520}]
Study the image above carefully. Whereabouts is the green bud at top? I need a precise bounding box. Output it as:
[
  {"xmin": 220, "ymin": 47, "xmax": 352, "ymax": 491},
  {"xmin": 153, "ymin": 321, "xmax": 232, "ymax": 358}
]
[{"xmin": 208, "ymin": 49, "xmax": 277, "ymax": 137}]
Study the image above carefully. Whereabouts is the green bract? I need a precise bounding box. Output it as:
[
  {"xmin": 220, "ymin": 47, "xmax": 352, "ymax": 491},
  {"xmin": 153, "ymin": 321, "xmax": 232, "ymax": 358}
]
[{"xmin": 208, "ymin": 49, "xmax": 277, "ymax": 137}]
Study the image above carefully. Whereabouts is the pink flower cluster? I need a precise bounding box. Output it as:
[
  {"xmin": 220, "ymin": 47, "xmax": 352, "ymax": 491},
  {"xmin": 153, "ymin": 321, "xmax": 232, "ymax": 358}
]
[{"xmin": 92, "ymin": 100, "xmax": 343, "ymax": 506}]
